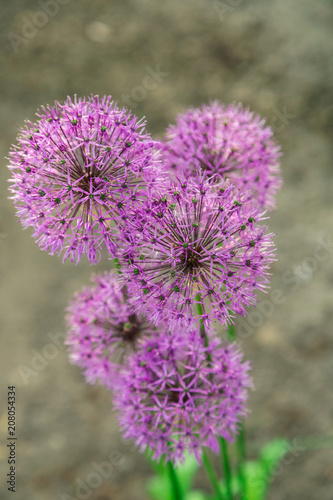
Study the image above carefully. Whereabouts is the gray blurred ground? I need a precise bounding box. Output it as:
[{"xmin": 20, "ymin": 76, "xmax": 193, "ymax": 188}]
[{"xmin": 0, "ymin": 0, "xmax": 333, "ymax": 499}]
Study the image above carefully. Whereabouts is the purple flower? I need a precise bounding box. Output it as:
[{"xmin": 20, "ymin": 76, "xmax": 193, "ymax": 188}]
[
  {"xmin": 8, "ymin": 95, "xmax": 161, "ymax": 263},
  {"xmin": 113, "ymin": 326, "xmax": 252, "ymax": 463},
  {"xmin": 163, "ymin": 101, "xmax": 282, "ymax": 210},
  {"xmin": 65, "ymin": 271, "xmax": 158, "ymax": 386},
  {"xmin": 121, "ymin": 176, "xmax": 276, "ymax": 330}
]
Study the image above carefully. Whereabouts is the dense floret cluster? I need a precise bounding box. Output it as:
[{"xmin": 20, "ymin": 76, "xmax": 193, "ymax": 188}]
[
  {"xmin": 65, "ymin": 271, "xmax": 158, "ymax": 386},
  {"xmin": 8, "ymin": 95, "xmax": 161, "ymax": 263},
  {"xmin": 163, "ymin": 102, "xmax": 282, "ymax": 209},
  {"xmin": 113, "ymin": 327, "xmax": 252, "ymax": 463},
  {"xmin": 121, "ymin": 176, "xmax": 275, "ymax": 329}
]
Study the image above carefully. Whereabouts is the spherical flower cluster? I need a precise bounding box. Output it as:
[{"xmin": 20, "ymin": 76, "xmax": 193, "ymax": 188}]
[
  {"xmin": 65, "ymin": 271, "xmax": 158, "ymax": 386},
  {"xmin": 8, "ymin": 95, "xmax": 161, "ymax": 263},
  {"xmin": 163, "ymin": 101, "xmax": 282, "ymax": 209},
  {"xmin": 121, "ymin": 176, "xmax": 276, "ymax": 329},
  {"xmin": 113, "ymin": 326, "xmax": 252, "ymax": 464}
]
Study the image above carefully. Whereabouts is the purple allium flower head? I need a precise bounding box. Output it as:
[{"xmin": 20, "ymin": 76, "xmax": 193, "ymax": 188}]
[
  {"xmin": 65, "ymin": 271, "xmax": 158, "ymax": 386},
  {"xmin": 8, "ymin": 95, "xmax": 161, "ymax": 263},
  {"xmin": 163, "ymin": 101, "xmax": 282, "ymax": 210},
  {"xmin": 113, "ymin": 326, "xmax": 252, "ymax": 464},
  {"xmin": 121, "ymin": 176, "xmax": 276, "ymax": 330}
]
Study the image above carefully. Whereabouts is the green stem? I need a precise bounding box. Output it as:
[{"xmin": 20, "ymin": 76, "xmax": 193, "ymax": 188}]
[
  {"xmin": 219, "ymin": 438, "xmax": 233, "ymax": 500},
  {"xmin": 167, "ymin": 461, "xmax": 183, "ymax": 500},
  {"xmin": 227, "ymin": 321, "xmax": 236, "ymax": 340},
  {"xmin": 236, "ymin": 424, "xmax": 247, "ymax": 500},
  {"xmin": 227, "ymin": 322, "xmax": 247, "ymax": 499},
  {"xmin": 202, "ymin": 449, "xmax": 224, "ymax": 500},
  {"xmin": 195, "ymin": 293, "xmax": 207, "ymax": 344},
  {"xmin": 112, "ymin": 258, "xmax": 122, "ymax": 274},
  {"xmin": 196, "ymin": 294, "xmax": 225, "ymax": 499}
]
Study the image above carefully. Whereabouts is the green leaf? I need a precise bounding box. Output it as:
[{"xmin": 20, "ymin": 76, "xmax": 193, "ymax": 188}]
[
  {"xmin": 147, "ymin": 474, "xmax": 173, "ymax": 500},
  {"xmin": 243, "ymin": 460, "xmax": 267, "ymax": 500},
  {"xmin": 176, "ymin": 453, "xmax": 200, "ymax": 493},
  {"xmin": 146, "ymin": 452, "xmax": 200, "ymax": 500},
  {"xmin": 259, "ymin": 438, "xmax": 289, "ymax": 473},
  {"xmin": 218, "ymin": 461, "xmax": 265, "ymax": 500},
  {"xmin": 240, "ymin": 439, "xmax": 290, "ymax": 500},
  {"xmin": 187, "ymin": 491, "xmax": 208, "ymax": 500}
]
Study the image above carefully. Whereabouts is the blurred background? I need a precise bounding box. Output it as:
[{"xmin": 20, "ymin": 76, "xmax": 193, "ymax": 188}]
[{"xmin": 0, "ymin": 1, "xmax": 333, "ymax": 499}]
